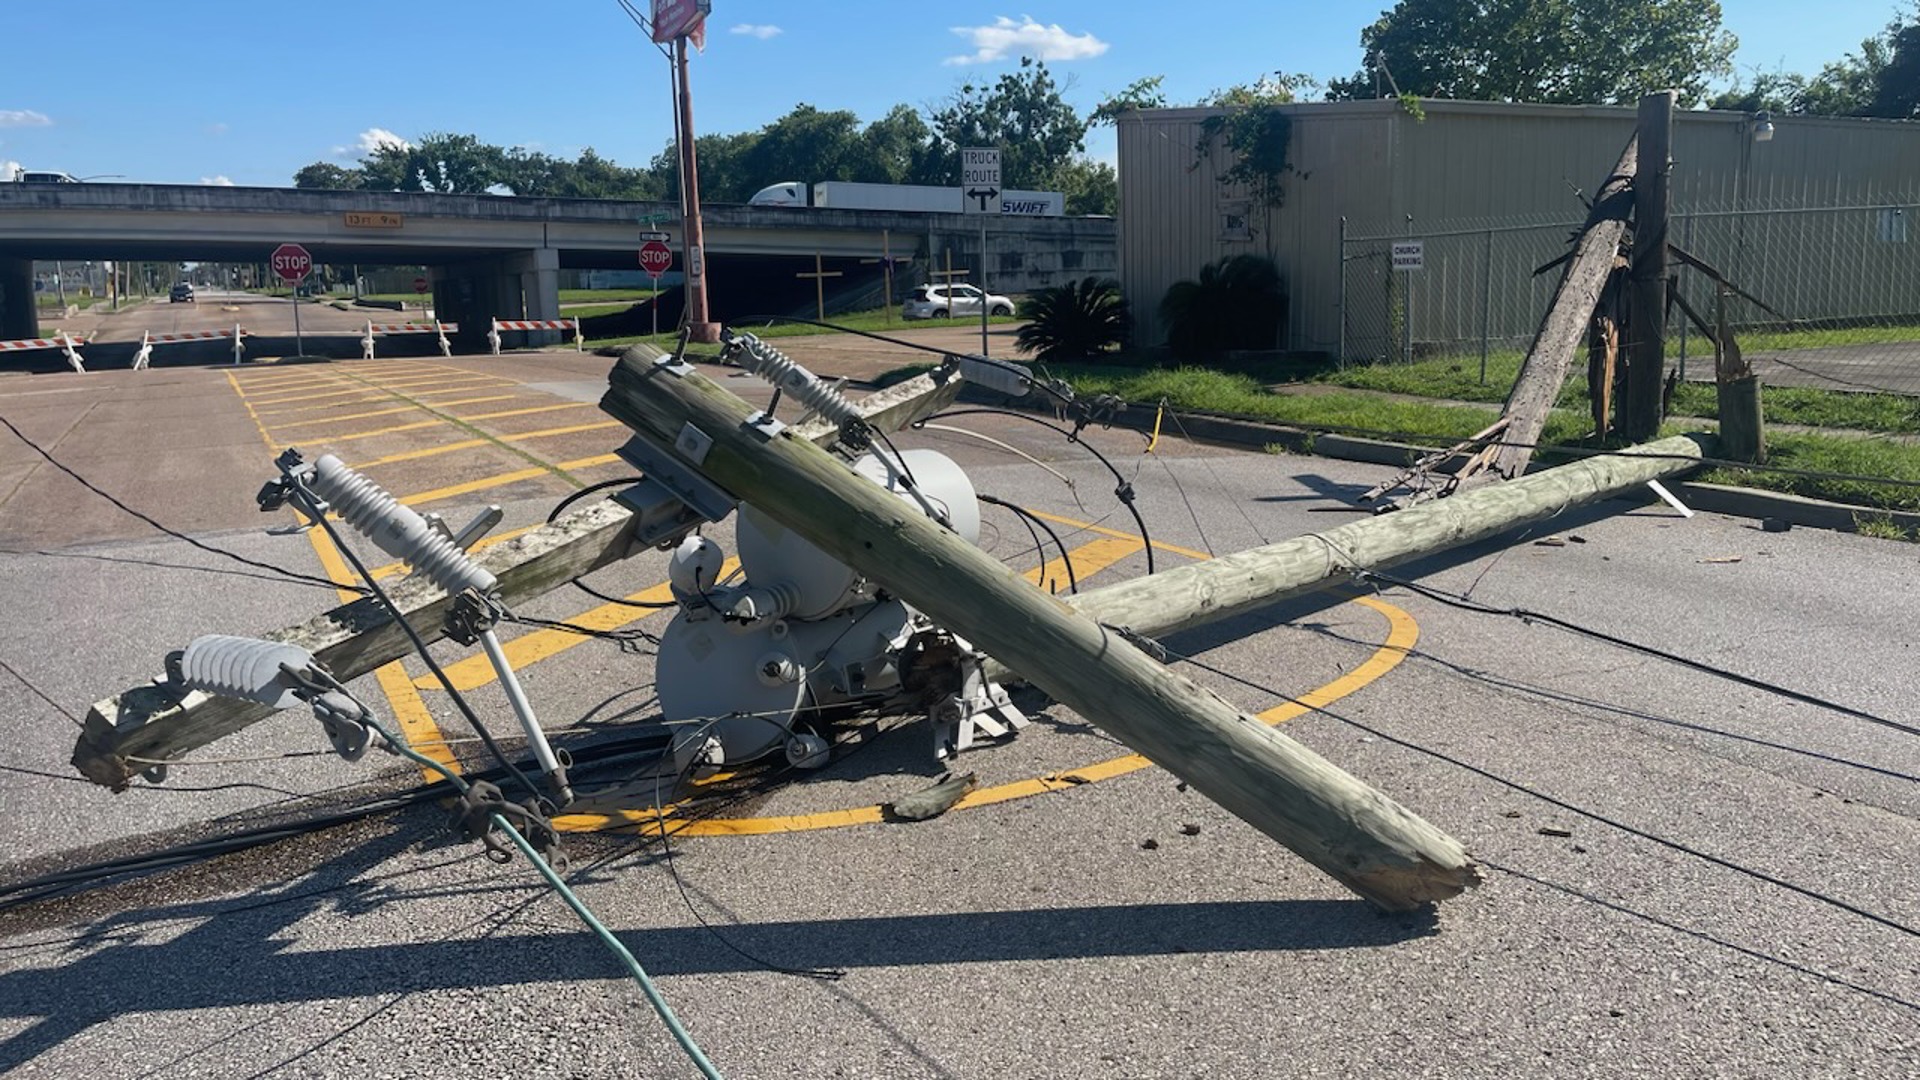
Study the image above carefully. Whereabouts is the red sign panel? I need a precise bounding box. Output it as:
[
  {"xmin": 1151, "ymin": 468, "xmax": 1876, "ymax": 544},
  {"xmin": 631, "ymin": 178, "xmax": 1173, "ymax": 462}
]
[
  {"xmin": 639, "ymin": 241, "xmax": 673, "ymax": 278},
  {"xmin": 650, "ymin": 0, "xmax": 709, "ymax": 43},
  {"xmin": 270, "ymin": 243, "xmax": 312, "ymax": 284},
  {"xmin": 413, "ymin": 277, "xmax": 430, "ymax": 294}
]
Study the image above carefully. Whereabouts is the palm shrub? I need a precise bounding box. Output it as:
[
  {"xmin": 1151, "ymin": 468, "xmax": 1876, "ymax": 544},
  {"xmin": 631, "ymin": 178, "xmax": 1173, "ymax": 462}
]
[
  {"xmin": 1015, "ymin": 277, "xmax": 1131, "ymax": 362},
  {"xmin": 1158, "ymin": 254, "xmax": 1287, "ymax": 360}
]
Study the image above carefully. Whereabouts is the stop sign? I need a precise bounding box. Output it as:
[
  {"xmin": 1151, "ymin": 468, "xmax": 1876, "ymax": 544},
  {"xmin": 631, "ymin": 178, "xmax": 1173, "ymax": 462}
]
[
  {"xmin": 271, "ymin": 243, "xmax": 312, "ymax": 283},
  {"xmin": 413, "ymin": 277, "xmax": 429, "ymax": 294},
  {"xmin": 639, "ymin": 240, "xmax": 673, "ymax": 278}
]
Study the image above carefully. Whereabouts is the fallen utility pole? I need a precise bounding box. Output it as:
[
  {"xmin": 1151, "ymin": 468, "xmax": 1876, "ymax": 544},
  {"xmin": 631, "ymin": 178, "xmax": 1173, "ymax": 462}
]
[
  {"xmin": 1477, "ymin": 132, "xmax": 1640, "ymax": 481},
  {"xmin": 994, "ymin": 432, "xmax": 1714, "ymax": 681},
  {"xmin": 1622, "ymin": 91, "xmax": 1674, "ymax": 441},
  {"xmin": 600, "ymin": 348, "xmax": 1480, "ymax": 912},
  {"xmin": 70, "ymin": 368, "xmax": 964, "ymax": 791}
]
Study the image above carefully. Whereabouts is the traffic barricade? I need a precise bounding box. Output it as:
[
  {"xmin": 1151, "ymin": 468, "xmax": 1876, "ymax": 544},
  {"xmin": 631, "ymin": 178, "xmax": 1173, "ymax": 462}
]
[
  {"xmin": 0, "ymin": 333, "xmax": 88, "ymax": 373},
  {"xmin": 361, "ymin": 320, "xmax": 458, "ymax": 359},
  {"xmin": 489, "ymin": 318, "xmax": 584, "ymax": 355},
  {"xmin": 130, "ymin": 327, "xmax": 250, "ymax": 370}
]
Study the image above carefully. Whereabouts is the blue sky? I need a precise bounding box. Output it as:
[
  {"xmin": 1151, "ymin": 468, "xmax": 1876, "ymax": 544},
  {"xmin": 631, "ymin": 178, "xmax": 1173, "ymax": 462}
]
[{"xmin": 0, "ymin": 1, "xmax": 1907, "ymax": 187}]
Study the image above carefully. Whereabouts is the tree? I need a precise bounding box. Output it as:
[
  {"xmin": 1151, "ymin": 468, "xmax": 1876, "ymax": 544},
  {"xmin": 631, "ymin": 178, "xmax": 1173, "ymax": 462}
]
[
  {"xmin": 293, "ymin": 162, "xmax": 362, "ymax": 190},
  {"xmin": 1089, "ymin": 76, "xmax": 1168, "ymax": 127},
  {"xmin": 1049, "ymin": 158, "xmax": 1117, "ymax": 216},
  {"xmin": 1015, "ymin": 277, "xmax": 1130, "ymax": 361},
  {"xmin": 1195, "ymin": 74, "xmax": 1315, "ymax": 212},
  {"xmin": 929, "ymin": 57, "xmax": 1088, "ymax": 189},
  {"xmin": 1324, "ymin": 0, "xmax": 1737, "ymax": 106},
  {"xmin": 857, "ymin": 104, "xmax": 941, "ymax": 185},
  {"xmin": 1158, "ymin": 255, "xmax": 1288, "ymax": 358},
  {"xmin": 1708, "ymin": 9, "xmax": 1918, "ymax": 119},
  {"xmin": 739, "ymin": 105, "xmax": 863, "ymax": 190}
]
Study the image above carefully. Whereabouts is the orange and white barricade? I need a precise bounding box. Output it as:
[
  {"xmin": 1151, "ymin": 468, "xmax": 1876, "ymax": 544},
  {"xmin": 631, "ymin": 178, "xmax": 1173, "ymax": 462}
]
[
  {"xmin": 130, "ymin": 328, "xmax": 250, "ymax": 370},
  {"xmin": 489, "ymin": 318, "xmax": 583, "ymax": 355},
  {"xmin": 363, "ymin": 320, "xmax": 458, "ymax": 358},
  {"xmin": 0, "ymin": 333, "xmax": 89, "ymax": 373}
]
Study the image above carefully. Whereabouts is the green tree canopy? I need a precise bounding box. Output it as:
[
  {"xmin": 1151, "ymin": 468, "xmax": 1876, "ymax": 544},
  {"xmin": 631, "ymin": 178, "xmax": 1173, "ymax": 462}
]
[
  {"xmin": 292, "ymin": 161, "xmax": 362, "ymax": 190},
  {"xmin": 1714, "ymin": 9, "xmax": 1920, "ymax": 118},
  {"xmin": 1325, "ymin": 0, "xmax": 1737, "ymax": 106},
  {"xmin": 929, "ymin": 57, "xmax": 1089, "ymax": 189}
]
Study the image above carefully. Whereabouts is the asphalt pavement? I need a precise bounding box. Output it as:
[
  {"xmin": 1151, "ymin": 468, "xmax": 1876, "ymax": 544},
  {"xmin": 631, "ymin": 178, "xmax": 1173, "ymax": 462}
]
[{"xmin": 0, "ymin": 342, "xmax": 1916, "ymax": 1079}]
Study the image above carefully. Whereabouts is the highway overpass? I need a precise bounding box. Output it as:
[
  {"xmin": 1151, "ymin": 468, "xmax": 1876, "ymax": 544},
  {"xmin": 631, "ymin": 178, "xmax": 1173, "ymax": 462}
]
[{"xmin": 0, "ymin": 183, "xmax": 1114, "ymax": 345}]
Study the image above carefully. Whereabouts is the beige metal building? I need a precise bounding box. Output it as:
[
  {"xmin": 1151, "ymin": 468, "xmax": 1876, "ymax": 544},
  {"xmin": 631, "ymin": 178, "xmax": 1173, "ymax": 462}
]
[{"xmin": 1115, "ymin": 99, "xmax": 1920, "ymax": 359}]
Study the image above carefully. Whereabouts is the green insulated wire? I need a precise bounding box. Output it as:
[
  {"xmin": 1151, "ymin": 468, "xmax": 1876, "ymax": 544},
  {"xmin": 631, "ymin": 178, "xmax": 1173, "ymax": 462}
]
[{"xmin": 367, "ymin": 716, "xmax": 725, "ymax": 1080}]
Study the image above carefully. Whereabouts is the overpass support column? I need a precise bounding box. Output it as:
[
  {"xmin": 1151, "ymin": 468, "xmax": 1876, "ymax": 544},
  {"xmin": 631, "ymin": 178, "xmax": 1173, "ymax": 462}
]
[
  {"xmin": 512, "ymin": 247, "xmax": 562, "ymax": 349},
  {"xmin": 0, "ymin": 257, "xmax": 38, "ymax": 342}
]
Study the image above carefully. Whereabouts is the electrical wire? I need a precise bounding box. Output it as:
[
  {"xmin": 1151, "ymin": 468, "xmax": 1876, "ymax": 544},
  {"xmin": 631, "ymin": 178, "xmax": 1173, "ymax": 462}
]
[
  {"xmin": 0, "ymin": 411, "xmax": 366, "ymax": 594},
  {"xmin": 1358, "ymin": 568, "xmax": 1920, "ymax": 741},
  {"xmin": 978, "ymin": 493, "xmax": 1078, "ymax": 593},
  {"xmin": 0, "ymin": 655, "xmax": 81, "ymax": 729},
  {"xmin": 924, "ymin": 408, "xmax": 1157, "ymax": 573},
  {"xmin": 543, "ymin": 478, "xmax": 681, "ymax": 611},
  {"xmin": 728, "ymin": 315, "xmax": 1078, "ymax": 408},
  {"xmin": 1155, "ymin": 645, "xmax": 1920, "ymax": 942}
]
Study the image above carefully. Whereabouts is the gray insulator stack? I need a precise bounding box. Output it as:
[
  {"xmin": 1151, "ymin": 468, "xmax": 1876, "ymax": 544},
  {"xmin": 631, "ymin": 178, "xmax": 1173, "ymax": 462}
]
[
  {"xmin": 725, "ymin": 332, "xmax": 859, "ymax": 427},
  {"xmin": 178, "ymin": 635, "xmax": 315, "ymax": 709},
  {"xmin": 310, "ymin": 454, "xmax": 497, "ymax": 596}
]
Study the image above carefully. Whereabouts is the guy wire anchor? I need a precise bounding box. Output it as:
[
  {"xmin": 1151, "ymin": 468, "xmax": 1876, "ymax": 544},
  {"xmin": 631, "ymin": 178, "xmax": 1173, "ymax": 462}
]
[{"xmin": 258, "ymin": 448, "xmax": 575, "ymax": 805}]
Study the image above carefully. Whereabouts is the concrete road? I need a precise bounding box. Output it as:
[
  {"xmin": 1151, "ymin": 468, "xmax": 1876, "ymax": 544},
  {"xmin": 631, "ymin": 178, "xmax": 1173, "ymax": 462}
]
[{"xmin": 0, "ymin": 346, "xmax": 1916, "ymax": 1079}]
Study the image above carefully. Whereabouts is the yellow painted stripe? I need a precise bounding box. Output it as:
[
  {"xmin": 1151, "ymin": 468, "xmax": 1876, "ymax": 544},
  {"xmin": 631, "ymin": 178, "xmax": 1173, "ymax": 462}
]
[
  {"xmin": 286, "ymin": 418, "xmax": 447, "ymax": 445},
  {"xmin": 458, "ymin": 401, "xmax": 596, "ymax": 422},
  {"xmin": 355, "ymin": 374, "xmax": 518, "ymax": 391},
  {"xmin": 269, "ymin": 394, "xmax": 531, "ymax": 430},
  {"xmin": 248, "ymin": 376, "xmax": 503, "ymax": 407},
  {"xmin": 552, "ymin": 593, "xmax": 1419, "ymax": 837},
  {"xmin": 224, "ymin": 371, "xmax": 458, "ymax": 782},
  {"xmin": 393, "ymin": 453, "xmax": 622, "ymax": 509},
  {"xmin": 248, "ymin": 384, "xmax": 412, "ymax": 406},
  {"xmin": 351, "ymin": 420, "xmax": 625, "ymax": 470},
  {"xmin": 1028, "ymin": 508, "xmax": 1214, "ymax": 562},
  {"xmin": 417, "ymin": 559, "xmax": 740, "ymax": 692},
  {"xmin": 1023, "ymin": 535, "xmax": 1141, "ymax": 593},
  {"xmin": 256, "ymin": 387, "xmax": 519, "ymax": 418}
]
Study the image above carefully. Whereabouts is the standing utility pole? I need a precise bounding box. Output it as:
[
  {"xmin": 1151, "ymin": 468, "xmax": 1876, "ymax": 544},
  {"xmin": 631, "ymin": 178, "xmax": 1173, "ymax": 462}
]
[{"xmin": 674, "ymin": 37, "xmax": 719, "ymax": 344}]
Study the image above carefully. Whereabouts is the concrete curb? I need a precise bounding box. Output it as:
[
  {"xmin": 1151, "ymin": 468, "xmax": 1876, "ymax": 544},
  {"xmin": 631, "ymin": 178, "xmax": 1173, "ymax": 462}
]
[{"xmin": 966, "ymin": 391, "xmax": 1918, "ymax": 537}]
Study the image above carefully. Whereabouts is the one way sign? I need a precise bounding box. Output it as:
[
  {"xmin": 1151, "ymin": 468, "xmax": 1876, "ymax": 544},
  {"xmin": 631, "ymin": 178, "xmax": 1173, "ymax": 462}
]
[{"xmin": 961, "ymin": 146, "xmax": 1000, "ymax": 214}]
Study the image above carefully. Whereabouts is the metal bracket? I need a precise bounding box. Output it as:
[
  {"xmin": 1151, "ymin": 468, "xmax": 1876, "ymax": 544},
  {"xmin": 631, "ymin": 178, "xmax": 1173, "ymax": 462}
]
[
  {"xmin": 931, "ymin": 650, "xmax": 1029, "ymax": 760},
  {"xmin": 613, "ymin": 435, "xmax": 737, "ymax": 522},
  {"xmin": 424, "ymin": 505, "xmax": 503, "ymax": 553}
]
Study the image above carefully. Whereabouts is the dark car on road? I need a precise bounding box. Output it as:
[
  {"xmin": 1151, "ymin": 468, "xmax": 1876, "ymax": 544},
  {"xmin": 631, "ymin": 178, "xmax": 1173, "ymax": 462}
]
[{"xmin": 169, "ymin": 283, "xmax": 194, "ymax": 303}]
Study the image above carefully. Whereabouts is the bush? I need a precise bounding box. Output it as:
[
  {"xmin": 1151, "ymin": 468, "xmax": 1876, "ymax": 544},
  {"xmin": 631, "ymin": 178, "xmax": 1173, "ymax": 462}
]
[
  {"xmin": 1157, "ymin": 254, "xmax": 1287, "ymax": 359},
  {"xmin": 1015, "ymin": 277, "xmax": 1131, "ymax": 362}
]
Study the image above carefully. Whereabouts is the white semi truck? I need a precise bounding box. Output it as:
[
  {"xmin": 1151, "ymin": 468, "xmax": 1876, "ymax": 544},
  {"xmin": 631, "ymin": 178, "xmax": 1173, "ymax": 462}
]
[{"xmin": 748, "ymin": 181, "xmax": 1065, "ymax": 216}]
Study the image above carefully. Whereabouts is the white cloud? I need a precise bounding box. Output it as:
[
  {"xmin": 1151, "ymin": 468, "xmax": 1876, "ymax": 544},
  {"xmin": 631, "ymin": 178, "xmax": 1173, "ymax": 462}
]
[
  {"xmin": 730, "ymin": 23, "xmax": 782, "ymax": 39},
  {"xmin": 0, "ymin": 109, "xmax": 52, "ymax": 128},
  {"xmin": 201, "ymin": 175, "xmax": 235, "ymax": 186},
  {"xmin": 944, "ymin": 16, "xmax": 1107, "ymax": 66},
  {"xmin": 1, "ymin": 160, "xmax": 21, "ymax": 181},
  {"xmin": 357, "ymin": 127, "xmax": 410, "ymax": 154}
]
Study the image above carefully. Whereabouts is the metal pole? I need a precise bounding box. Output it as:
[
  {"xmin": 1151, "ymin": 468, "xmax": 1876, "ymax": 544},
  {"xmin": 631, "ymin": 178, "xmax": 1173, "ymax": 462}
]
[
  {"xmin": 1337, "ymin": 217, "xmax": 1347, "ymax": 369},
  {"xmin": 979, "ymin": 217, "xmax": 989, "ymax": 357},
  {"xmin": 54, "ymin": 260, "xmax": 66, "ymax": 308},
  {"xmin": 882, "ymin": 228, "xmax": 893, "ymax": 326},
  {"xmin": 1479, "ymin": 227, "xmax": 1493, "ymax": 385},
  {"xmin": 292, "ymin": 276, "xmax": 304, "ymax": 356},
  {"xmin": 1677, "ymin": 213, "xmax": 1693, "ymax": 383}
]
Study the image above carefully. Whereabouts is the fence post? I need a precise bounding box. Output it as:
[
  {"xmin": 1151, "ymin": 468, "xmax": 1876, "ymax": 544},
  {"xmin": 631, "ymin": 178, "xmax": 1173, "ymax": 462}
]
[
  {"xmin": 1479, "ymin": 228, "xmax": 1494, "ymax": 385},
  {"xmin": 361, "ymin": 320, "xmax": 376, "ymax": 361},
  {"xmin": 132, "ymin": 330, "xmax": 153, "ymax": 372},
  {"xmin": 1337, "ymin": 217, "xmax": 1347, "ymax": 369},
  {"xmin": 232, "ymin": 324, "xmax": 245, "ymax": 365},
  {"xmin": 437, "ymin": 322, "xmax": 452, "ymax": 358},
  {"xmin": 1677, "ymin": 212, "xmax": 1693, "ymax": 383},
  {"xmin": 1402, "ymin": 214, "xmax": 1414, "ymax": 366},
  {"xmin": 573, "ymin": 319, "xmax": 584, "ymax": 353},
  {"xmin": 487, "ymin": 320, "xmax": 502, "ymax": 356}
]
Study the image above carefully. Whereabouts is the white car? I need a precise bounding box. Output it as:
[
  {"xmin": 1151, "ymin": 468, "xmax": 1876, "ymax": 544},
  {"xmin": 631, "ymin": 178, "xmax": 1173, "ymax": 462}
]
[{"xmin": 902, "ymin": 284, "xmax": 1015, "ymax": 320}]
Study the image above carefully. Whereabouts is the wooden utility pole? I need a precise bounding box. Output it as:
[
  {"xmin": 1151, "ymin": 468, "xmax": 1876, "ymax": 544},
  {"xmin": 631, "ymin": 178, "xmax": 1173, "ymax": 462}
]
[
  {"xmin": 599, "ymin": 348, "xmax": 1480, "ymax": 911},
  {"xmin": 1623, "ymin": 91, "xmax": 1675, "ymax": 441},
  {"xmin": 1482, "ymin": 133, "xmax": 1639, "ymax": 479},
  {"xmin": 1714, "ymin": 284, "xmax": 1766, "ymax": 461},
  {"xmin": 996, "ymin": 432, "xmax": 1714, "ymax": 682},
  {"xmin": 795, "ymin": 253, "xmax": 843, "ymax": 321}
]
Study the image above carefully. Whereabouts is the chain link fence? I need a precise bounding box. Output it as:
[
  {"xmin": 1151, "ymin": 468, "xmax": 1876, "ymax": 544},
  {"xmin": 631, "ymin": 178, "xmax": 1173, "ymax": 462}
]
[{"xmin": 1339, "ymin": 203, "xmax": 1920, "ymax": 396}]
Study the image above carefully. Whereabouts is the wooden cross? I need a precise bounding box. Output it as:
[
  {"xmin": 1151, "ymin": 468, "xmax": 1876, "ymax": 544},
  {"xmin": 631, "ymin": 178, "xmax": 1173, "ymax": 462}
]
[{"xmin": 796, "ymin": 253, "xmax": 844, "ymax": 321}]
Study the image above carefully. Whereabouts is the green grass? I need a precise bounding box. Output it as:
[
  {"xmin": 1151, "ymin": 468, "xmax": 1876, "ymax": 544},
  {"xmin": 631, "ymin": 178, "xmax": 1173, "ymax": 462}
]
[
  {"xmin": 1852, "ymin": 513, "xmax": 1912, "ymax": 541},
  {"xmin": 559, "ymin": 288, "xmax": 657, "ymax": 304},
  {"xmin": 1029, "ymin": 360, "xmax": 1920, "ymax": 514}
]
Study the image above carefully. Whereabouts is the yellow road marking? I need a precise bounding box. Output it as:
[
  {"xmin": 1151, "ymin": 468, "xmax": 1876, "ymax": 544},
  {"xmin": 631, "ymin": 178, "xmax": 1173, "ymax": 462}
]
[
  {"xmin": 248, "ymin": 376, "xmax": 504, "ymax": 407},
  {"xmin": 416, "ymin": 560, "xmax": 739, "ymax": 692},
  {"xmin": 1024, "ymin": 535, "xmax": 1141, "ymax": 592},
  {"xmin": 365, "ymin": 520, "xmax": 548, "ymax": 582},
  {"xmin": 269, "ymin": 395, "xmax": 524, "ymax": 430},
  {"xmin": 351, "ymin": 420, "xmax": 625, "ymax": 470},
  {"xmin": 223, "ymin": 371, "xmax": 457, "ymax": 781},
  {"xmin": 1028, "ymin": 508, "xmax": 1214, "ymax": 562},
  {"xmin": 256, "ymin": 388, "xmax": 519, "ymax": 417},
  {"xmin": 552, "ymin": 593, "xmax": 1419, "ymax": 836},
  {"xmin": 394, "ymin": 453, "xmax": 621, "ymax": 509},
  {"xmin": 354, "ymin": 374, "xmax": 519, "ymax": 391},
  {"xmin": 458, "ymin": 401, "xmax": 596, "ymax": 422},
  {"xmin": 285, "ymin": 419, "xmax": 447, "ymax": 445}
]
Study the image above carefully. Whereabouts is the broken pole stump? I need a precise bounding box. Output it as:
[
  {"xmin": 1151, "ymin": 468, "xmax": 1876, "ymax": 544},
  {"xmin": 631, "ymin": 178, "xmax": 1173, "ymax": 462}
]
[
  {"xmin": 1624, "ymin": 91, "xmax": 1675, "ymax": 442},
  {"xmin": 71, "ymin": 367, "xmax": 965, "ymax": 791},
  {"xmin": 600, "ymin": 346, "xmax": 1481, "ymax": 912},
  {"xmin": 1485, "ymin": 132, "xmax": 1639, "ymax": 479},
  {"xmin": 1712, "ymin": 285, "xmax": 1766, "ymax": 464}
]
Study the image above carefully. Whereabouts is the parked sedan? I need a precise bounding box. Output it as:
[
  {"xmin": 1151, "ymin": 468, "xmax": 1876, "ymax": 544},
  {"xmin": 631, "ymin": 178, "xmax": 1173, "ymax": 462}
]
[
  {"xmin": 902, "ymin": 283, "xmax": 1014, "ymax": 320},
  {"xmin": 169, "ymin": 283, "xmax": 195, "ymax": 303}
]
